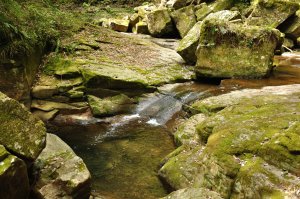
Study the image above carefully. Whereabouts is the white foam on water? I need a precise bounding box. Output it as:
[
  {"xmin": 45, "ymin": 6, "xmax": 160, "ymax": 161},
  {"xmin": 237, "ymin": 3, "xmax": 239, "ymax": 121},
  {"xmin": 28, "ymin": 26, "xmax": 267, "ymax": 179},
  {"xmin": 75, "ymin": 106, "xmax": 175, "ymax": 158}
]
[{"xmin": 146, "ymin": 118, "xmax": 160, "ymax": 126}]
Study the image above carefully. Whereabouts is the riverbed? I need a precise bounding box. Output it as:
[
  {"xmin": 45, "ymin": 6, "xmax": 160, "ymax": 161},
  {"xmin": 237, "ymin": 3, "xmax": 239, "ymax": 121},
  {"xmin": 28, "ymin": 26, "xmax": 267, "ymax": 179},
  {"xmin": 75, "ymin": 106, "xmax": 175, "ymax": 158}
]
[{"xmin": 53, "ymin": 52, "xmax": 300, "ymax": 199}]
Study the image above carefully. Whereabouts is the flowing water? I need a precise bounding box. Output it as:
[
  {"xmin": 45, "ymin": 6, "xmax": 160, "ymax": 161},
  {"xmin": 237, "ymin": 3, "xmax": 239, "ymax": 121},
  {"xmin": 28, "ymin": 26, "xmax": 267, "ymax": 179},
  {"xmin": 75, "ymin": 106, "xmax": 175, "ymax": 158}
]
[{"xmin": 54, "ymin": 52, "xmax": 300, "ymax": 199}]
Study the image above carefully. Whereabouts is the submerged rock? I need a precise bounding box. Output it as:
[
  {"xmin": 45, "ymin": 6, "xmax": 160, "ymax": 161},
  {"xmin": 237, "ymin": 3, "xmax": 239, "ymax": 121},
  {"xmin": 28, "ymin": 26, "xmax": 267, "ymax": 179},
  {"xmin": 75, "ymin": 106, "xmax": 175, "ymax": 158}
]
[
  {"xmin": 0, "ymin": 92, "xmax": 46, "ymax": 161},
  {"xmin": 195, "ymin": 20, "xmax": 281, "ymax": 78},
  {"xmin": 0, "ymin": 145, "xmax": 30, "ymax": 199},
  {"xmin": 147, "ymin": 9, "xmax": 175, "ymax": 37},
  {"xmin": 246, "ymin": 0, "xmax": 299, "ymax": 28},
  {"xmin": 34, "ymin": 133, "xmax": 91, "ymax": 199},
  {"xmin": 177, "ymin": 10, "xmax": 241, "ymax": 65},
  {"xmin": 160, "ymin": 84, "xmax": 300, "ymax": 198},
  {"xmin": 171, "ymin": 5, "xmax": 196, "ymax": 38},
  {"xmin": 87, "ymin": 94, "xmax": 134, "ymax": 117}
]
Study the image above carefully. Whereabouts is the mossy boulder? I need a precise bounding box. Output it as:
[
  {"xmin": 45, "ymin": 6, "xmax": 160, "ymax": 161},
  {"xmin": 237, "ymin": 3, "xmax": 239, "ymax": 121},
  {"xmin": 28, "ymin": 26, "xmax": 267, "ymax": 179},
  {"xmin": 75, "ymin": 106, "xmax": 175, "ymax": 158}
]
[
  {"xmin": 34, "ymin": 133, "xmax": 91, "ymax": 199},
  {"xmin": 171, "ymin": 5, "xmax": 196, "ymax": 38},
  {"xmin": 0, "ymin": 145, "xmax": 30, "ymax": 199},
  {"xmin": 195, "ymin": 20, "xmax": 281, "ymax": 78},
  {"xmin": 231, "ymin": 156, "xmax": 300, "ymax": 199},
  {"xmin": 160, "ymin": 85, "xmax": 300, "ymax": 198},
  {"xmin": 147, "ymin": 9, "xmax": 175, "ymax": 37},
  {"xmin": 246, "ymin": 0, "xmax": 299, "ymax": 28},
  {"xmin": 176, "ymin": 21, "xmax": 202, "ymax": 65},
  {"xmin": 174, "ymin": 114, "xmax": 207, "ymax": 146},
  {"xmin": 87, "ymin": 94, "xmax": 134, "ymax": 117},
  {"xmin": 177, "ymin": 10, "xmax": 241, "ymax": 65},
  {"xmin": 162, "ymin": 188, "xmax": 223, "ymax": 199},
  {"xmin": 0, "ymin": 92, "xmax": 46, "ymax": 161}
]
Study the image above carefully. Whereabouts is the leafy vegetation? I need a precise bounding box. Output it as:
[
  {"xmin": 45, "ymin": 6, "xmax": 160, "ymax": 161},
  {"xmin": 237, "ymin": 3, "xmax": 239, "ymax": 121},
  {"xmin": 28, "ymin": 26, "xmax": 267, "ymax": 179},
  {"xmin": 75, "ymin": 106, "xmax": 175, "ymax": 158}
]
[{"xmin": 0, "ymin": 0, "xmax": 83, "ymax": 59}]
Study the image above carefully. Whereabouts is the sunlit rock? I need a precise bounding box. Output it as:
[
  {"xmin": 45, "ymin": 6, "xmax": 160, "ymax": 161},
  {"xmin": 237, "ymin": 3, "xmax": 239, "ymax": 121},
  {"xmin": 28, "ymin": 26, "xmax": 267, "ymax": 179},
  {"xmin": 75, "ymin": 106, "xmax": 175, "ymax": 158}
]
[
  {"xmin": 160, "ymin": 85, "xmax": 300, "ymax": 198},
  {"xmin": 34, "ymin": 133, "xmax": 91, "ymax": 199},
  {"xmin": 177, "ymin": 10, "xmax": 241, "ymax": 64},
  {"xmin": 195, "ymin": 20, "xmax": 281, "ymax": 78},
  {"xmin": 147, "ymin": 9, "xmax": 175, "ymax": 37}
]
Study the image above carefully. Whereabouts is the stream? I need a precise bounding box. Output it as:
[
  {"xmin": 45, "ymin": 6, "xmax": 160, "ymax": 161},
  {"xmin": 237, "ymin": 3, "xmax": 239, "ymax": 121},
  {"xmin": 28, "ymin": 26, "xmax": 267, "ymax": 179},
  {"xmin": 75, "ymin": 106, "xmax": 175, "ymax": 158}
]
[{"xmin": 54, "ymin": 52, "xmax": 300, "ymax": 199}]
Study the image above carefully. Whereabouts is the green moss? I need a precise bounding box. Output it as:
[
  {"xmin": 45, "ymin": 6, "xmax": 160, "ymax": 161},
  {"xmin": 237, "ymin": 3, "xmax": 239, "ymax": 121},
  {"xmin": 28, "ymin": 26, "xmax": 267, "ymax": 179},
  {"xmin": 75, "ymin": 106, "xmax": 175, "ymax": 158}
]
[
  {"xmin": 44, "ymin": 55, "xmax": 81, "ymax": 77},
  {"xmin": 196, "ymin": 20, "xmax": 280, "ymax": 78},
  {"xmin": 161, "ymin": 90, "xmax": 300, "ymax": 198},
  {"xmin": 88, "ymin": 94, "xmax": 134, "ymax": 116},
  {"xmin": 246, "ymin": 0, "xmax": 299, "ymax": 28}
]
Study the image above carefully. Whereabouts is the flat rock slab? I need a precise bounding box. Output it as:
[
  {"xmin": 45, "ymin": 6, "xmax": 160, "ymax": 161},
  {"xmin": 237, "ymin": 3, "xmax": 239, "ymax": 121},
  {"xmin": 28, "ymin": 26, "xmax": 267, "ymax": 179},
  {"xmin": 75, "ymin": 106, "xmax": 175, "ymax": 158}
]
[
  {"xmin": 0, "ymin": 92, "xmax": 46, "ymax": 161},
  {"xmin": 43, "ymin": 26, "xmax": 193, "ymax": 92}
]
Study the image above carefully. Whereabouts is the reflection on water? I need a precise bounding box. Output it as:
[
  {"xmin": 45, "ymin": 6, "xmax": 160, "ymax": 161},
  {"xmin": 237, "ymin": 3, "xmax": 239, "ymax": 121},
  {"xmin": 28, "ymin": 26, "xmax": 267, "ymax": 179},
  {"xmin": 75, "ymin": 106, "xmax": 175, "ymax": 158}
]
[
  {"xmin": 58, "ymin": 120, "xmax": 175, "ymax": 199},
  {"xmin": 54, "ymin": 52, "xmax": 300, "ymax": 199}
]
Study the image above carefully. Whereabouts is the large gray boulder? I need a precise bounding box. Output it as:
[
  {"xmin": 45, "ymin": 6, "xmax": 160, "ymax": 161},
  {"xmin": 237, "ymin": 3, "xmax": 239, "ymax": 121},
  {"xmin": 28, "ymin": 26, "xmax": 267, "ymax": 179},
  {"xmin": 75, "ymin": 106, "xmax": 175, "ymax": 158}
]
[
  {"xmin": 195, "ymin": 20, "xmax": 281, "ymax": 78},
  {"xmin": 0, "ymin": 145, "xmax": 30, "ymax": 199},
  {"xmin": 171, "ymin": 5, "xmax": 196, "ymax": 38},
  {"xmin": 177, "ymin": 10, "xmax": 241, "ymax": 64},
  {"xmin": 0, "ymin": 92, "xmax": 46, "ymax": 161},
  {"xmin": 34, "ymin": 133, "xmax": 91, "ymax": 199},
  {"xmin": 147, "ymin": 9, "xmax": 175, "ymax": 37}
]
